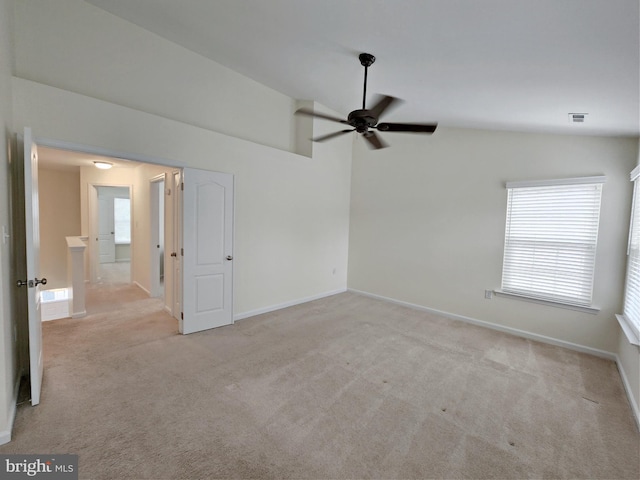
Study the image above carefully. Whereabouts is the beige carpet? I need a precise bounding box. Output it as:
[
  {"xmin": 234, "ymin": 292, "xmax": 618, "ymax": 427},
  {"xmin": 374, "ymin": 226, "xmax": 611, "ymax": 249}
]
[{"xmin": 1, "ymin": 285, "xmax": 639, "ymax": 479}]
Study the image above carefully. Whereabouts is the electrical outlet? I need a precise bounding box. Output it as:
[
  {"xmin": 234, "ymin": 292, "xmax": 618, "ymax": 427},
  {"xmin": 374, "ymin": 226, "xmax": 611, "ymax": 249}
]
[{"xmin": 484, "ymin": 289, "xmax": 493, "ymax": 300}]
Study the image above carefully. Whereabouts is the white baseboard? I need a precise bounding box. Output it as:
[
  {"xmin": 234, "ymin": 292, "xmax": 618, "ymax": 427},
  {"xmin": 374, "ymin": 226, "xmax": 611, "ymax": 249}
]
[
  {"xmin": 133, "ymin": 281, "xmax": 151, "ymax": 297},
  {"xmin": 234, "ymin": 288, "xmax": 347, "ymax": 322},
  {"xmin": 614, "ymin": 354, "xmax": 640, "ymax": 432},
  {"xmin": 0, "ymin": 375, "xmax": 21, "ymax": 445},
  {"xmin": 348, "ymin": 289, "xmax": 616, "ymax": 360}
]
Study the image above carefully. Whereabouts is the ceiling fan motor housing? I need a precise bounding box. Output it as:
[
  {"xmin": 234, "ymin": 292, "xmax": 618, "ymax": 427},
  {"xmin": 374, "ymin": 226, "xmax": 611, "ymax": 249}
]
[
  {"xmin": 348, "ymin": 109, "xmax": 377, "ymax": 132},
  {"xmin": 359, "ymin": 53, "xmax": 375, "ymax": 67}
]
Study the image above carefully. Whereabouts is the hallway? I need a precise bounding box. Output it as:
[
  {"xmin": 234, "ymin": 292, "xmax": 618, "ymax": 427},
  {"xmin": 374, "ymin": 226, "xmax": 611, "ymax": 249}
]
[{"xmin": 96, "ymin": 261, "xmax": 131, "ymax": 286}]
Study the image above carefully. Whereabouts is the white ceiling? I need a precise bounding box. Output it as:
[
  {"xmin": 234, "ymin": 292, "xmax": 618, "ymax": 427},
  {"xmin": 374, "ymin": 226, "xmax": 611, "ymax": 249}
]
[{"xmin": 85, "ymin": 0, "xmax": 639, "ymax": 137}]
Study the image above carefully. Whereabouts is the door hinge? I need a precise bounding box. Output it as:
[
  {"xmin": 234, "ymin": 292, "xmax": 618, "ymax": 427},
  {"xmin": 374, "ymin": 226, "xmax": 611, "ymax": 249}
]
[
  {"xmin": 181, "ymin": 248, "xmax": 184, "ymax": 256},
  {"xmin": 181, "ymin": 312, "xmax": 183, "ymax": 320},
  {"xmin": 181, "ymin": 182, "xmax": 184, "ymax": 191}
]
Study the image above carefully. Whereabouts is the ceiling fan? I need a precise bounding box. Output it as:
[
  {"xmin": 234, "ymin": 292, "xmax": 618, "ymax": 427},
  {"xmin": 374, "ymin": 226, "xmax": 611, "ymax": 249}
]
[{"xmin": 295, "ymin": 53, "xmax": 438, "ymax": 150}]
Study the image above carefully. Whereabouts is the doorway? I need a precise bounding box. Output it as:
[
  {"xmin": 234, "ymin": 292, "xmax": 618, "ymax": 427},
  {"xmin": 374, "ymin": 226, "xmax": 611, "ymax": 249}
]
[
  {"xmin": 35, "ymin": 145, "xmax": 178, "ymax": 317},
  {"xmin": 20, "ymin": 132, "xmax": 236, "ymax": 410},
  {"xmin": 96, "ymin": 185, "xmax": 131, "ymax": 285},
  {"xmin": 149, "ymin": 175, "xmax": 165, "ymax": 298},
  {"xmin": 30, "ymin": 137, "xmax": 235, "ymax": 334}
]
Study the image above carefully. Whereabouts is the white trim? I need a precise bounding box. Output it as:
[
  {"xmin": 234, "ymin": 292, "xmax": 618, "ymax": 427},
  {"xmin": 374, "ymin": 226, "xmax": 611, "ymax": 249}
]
[
  {"xmin": 33, "ymin": 137, "xmax": 185, "ymax": 169},
  {"xmin": 348, "ymin": 288, "xmax": 615, "ymax": 360},
  {"xmin": 505, "ymin": 175, "xmax": 606, "ymax": 189},
  {"xmin": 233, "ymin": 288, "xmax": 347, "ymax": 322},
  {"xmin": 494, "ymin": 290, "xmax": 600, "ymax": 314},
  {"xmin": 0, "ymin": 375, "xmax": 22, "ymax": 445},
  {"xmin": 627, "ymin": 180, "xmax": 637, "ymax": 255},
  {"xmin": 70, "ymin": 310, "xmax": 87, "ymax": 319},
  {"xmin": 133, "ymin": 281, "xmax": 151, "ymax": 297},
  {"xmin": 614, "ymin": 353, "xmax": 640, "ymax": 432},
  {"xmin": 631, "ymin": 165, "xmax": 640, "ymax": 181},
  {"xmin": 616, "ymin": 314, "xmax": 640, "ymax": 346}
]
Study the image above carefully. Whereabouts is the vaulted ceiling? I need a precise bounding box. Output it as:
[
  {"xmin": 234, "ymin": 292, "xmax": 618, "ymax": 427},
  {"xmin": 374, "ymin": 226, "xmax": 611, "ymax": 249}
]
[{"xmin": 86, "ymin": 0, "xmax": 639, "ymax": 137}]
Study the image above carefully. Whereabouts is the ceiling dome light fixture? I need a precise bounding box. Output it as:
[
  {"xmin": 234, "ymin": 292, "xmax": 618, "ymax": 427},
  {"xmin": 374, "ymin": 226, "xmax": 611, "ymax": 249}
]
[{"xmin": 93, "ymin": 161, "xmax": 113, "ymax": 170}]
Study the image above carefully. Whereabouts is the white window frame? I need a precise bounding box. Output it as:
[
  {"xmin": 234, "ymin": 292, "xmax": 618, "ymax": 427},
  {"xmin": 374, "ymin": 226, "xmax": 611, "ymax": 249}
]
[
  {"xmin": 616, "ymin": 166, "xmax": 640, "ymax": 346},
  {"xmin": 497, "ymin": 176, "xmax": 605, "ymax": 312}
]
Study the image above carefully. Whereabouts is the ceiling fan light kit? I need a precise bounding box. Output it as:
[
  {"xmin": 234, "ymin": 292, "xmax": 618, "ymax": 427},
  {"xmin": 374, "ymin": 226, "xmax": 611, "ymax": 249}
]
[
  {"xmin": 295, "ymin": 52, "xmax": 438, "ymax": 149},
  {"xmin": 93, "ymin": 161, "xmax": 113, "ymax": 170}
]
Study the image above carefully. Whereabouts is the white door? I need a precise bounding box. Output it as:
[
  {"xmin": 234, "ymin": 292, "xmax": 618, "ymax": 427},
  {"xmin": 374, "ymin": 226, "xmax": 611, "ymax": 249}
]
[
  {"xmin": 149, "ymin": 176, "xmax": 165, "ymax": 298},
  {"xmin": 171, "ymin": 171, "xmax": 181, "ymax": 320},
  {"xmin": 98, "ymin": 196, "xmax": 115, "ymax": 263},
  {"xmin": 22, "ymin": 128, "xmax": 45, "ymax": 406},
  {"xmin": 181, "ymin": 168, "xmax": 234, "ymax": 334}
]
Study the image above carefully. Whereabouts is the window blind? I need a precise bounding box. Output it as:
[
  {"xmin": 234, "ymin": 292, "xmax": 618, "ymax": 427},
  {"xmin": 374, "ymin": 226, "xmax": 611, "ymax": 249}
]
[
  {"xmin": 621, "ymin": 169, "xmax": 640, "ymax": 339},
  {"xmin": 113, "ymin": 197, "xmax": 131, "ymax": 244},
  {"xmin": 501, "ymin": 177, "xmax": 604, "ymax": 307}
]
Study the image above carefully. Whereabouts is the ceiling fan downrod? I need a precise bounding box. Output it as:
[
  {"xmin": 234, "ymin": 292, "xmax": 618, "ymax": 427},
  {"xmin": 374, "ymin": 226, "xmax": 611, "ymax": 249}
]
[{"xmin": 359, "ymin": 53, "xmax": 375, "ymax": 110}]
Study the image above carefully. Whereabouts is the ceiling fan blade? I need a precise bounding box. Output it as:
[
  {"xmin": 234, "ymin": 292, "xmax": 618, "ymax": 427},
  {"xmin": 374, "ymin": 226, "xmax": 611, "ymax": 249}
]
[
  {"xmin": 368, "ymin": 95, "xmax": 402, "ymax": 120},
  {"xmin": 295, "ymin": 108, "xmax": 348, "ymax": 124},
  {"xmin": 362, "ymin": 131, "xmax": 388, "ymax": 150},
  {"xmin": 312, "ymin": 129, "xmax": 354, "ymax": 142},
  {"xmin": 376, "ymin": 122, "xmax": 438, "ymax": 134}
]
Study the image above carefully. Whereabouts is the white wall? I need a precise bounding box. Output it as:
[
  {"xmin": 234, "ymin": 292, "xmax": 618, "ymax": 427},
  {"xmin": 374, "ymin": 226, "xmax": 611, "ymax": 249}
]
[
  {"xmin": 12, "ymin": 79, "xmax": 352, "ymax": 318},
  {"xmin": 13, "ymin": 0, "xmax": 297, "ymax": 153},
  {"xmin": 38, "ymin": 168, "xmax": 81, "ymax": 289},
  {"xmin": 348, "ymin": 127, "xmax": 638, "ymax": 354},
  {"xmin": 10, "ymin": 0, "xmax": 352, "ymax": 319},
  {"xmin": 0, "ymin": 0, "xmax": 15, "ymax": 445}
]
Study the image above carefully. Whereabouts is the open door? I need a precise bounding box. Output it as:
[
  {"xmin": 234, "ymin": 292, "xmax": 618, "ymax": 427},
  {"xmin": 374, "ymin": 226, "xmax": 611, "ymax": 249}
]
[
  {"xmin": 97, "ymin": 195, "xmax": 115, "ymax": 263},
  {"xmin": 19, "ymin": 128, "xmax": 45, "ymax": 406},
  {"xmin": 149, "ymin": 175, "xmax": 166, "ymax": 298},
  {"xmin": 181, "ymin": 168, "xmax": 234, "ymax": 334},
  {"xmin": 170, "ymin": 171, "xmax": 181, "ymax": 320}
]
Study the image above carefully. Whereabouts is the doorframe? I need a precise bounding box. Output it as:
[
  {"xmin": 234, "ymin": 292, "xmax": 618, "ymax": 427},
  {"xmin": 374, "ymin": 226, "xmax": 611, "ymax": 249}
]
[
  {"xmin": 88, "ymin": 183, "xmax": 132, "ymax": 283},
  {"xmin": 32, "ymin": 137, "xmax": 184, "ymax": 292},
  {"xmin": 149, "ymin": 174, "xmax": 165, "ymax": 298},
  {"xmin": 27, "ymin": 135, "xmax": 235, "ymax": 331},
  {"xmin": 170, "ymin": 170, "xmax": 182, "ymax": 321}
]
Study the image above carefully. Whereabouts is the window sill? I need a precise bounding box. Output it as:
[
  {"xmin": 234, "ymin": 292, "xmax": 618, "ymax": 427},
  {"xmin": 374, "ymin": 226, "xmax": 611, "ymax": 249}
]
[
  {"xmin": 493, "ymin": 290, "xmax": 600, "ymax": 314},
  {"xmin": 615, "ymin": 314, "xmax": 640, "ymax": 347}
]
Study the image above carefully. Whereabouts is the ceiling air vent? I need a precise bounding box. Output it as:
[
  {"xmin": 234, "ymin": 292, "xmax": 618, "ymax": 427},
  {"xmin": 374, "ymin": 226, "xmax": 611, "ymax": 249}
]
[{"xmin": 569, "ymin": 113, "xmax": 588, "ymax": 124}]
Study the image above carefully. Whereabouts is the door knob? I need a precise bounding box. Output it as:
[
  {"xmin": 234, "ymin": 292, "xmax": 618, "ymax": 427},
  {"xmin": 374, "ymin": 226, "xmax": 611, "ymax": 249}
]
[
  {"xmin": 226, "ymin": 255, "xmax": 233, "ymax": 261},
  {"xmin": 170, "ymin": 252, "xmax": 177, "ymax": 257},
  {"xmin": 17, "ymin": 278, "xmax": 47, "ymax": 288}
]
